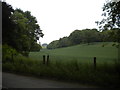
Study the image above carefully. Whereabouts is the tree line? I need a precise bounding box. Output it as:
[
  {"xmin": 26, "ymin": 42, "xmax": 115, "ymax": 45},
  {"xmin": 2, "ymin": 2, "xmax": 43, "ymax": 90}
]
[
  {"xmin": 2, "ymin": 1, "xmax": 44, "ymax": 56},
  {"xmin": 47, "ymin": 28, "xmax": 119, "ymax": 49}
]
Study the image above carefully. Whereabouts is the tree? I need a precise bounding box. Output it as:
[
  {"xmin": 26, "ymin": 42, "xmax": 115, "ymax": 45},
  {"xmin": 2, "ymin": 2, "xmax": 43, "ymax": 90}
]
[
  {"xmin": 2, "ymin": 1, "xmax": 15, "ymax": 45},
  {"xmin": 58, "ymin": 37, "xmax": 71, "ymax": 48},
  {"xmin": 30, "ymin": 42, "xmax": 42, "ymax": 52},
  {"xmin": 47, "ymin": 29, "xmax": 104, "ymax": 49},
  {"xmin": 10, "ymin": 9, "xmax": 44, "ymax": 56},
  {"xmin": 2, "ymin": 1, "xmax": 44, "ymax": 56},
  {"xmin": 68, "ymin": 29, "xmax": 102, "ymax": 45},
  {"xmin": 96, "ymin": 0, "xmax": 120, "ymax": 44},
  {"xmin": 47, "ymin": 40, "xmax": 59, "ymax": 49},
  {"xmin": 96, "ymin": 1, "xmax": 120, "ymax": 30},
  {"xmin": 69, "ymin": 30, "xmax": 82, "ymax": 45}
]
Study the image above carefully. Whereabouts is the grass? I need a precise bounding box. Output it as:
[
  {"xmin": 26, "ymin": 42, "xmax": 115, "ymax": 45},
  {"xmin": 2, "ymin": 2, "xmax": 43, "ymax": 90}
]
[
  {"xmin": 2, "ymin": 42, "xmax": 120, "ymax": 88},
  {"xmin": 3, "ymin": 56, "xmax": 120, "ymax": 87},
  {"xmin": 29, "ymin": 42, "xmax": 118, "ymax": 64}
]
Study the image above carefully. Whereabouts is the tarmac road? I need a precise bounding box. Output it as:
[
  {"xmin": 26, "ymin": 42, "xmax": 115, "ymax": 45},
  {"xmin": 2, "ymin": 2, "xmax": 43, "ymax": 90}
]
[{"xmin": 2, "ymin": 72, "xmax": 98, "ymax": 88}]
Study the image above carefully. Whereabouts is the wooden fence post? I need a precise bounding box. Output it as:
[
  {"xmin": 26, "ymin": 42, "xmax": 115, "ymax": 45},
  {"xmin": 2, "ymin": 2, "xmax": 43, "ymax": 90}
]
[
  {"xmin": 118, "ymin": 43, "xmax": 120, "ymax": 61},
  {"xmin": 43, "ymin": 55, "xmax": 45, "ymax": 64},
  {"xmin": 47, "ymin": 55, "xmax": 49, "ymax": 65},
  {"xmin": 11, "ymin": 52, "xmax": 14, "ymax": 62},
  {"xmin": 94, "ymin": 57, "xmax": 96, "ymax": 69}
]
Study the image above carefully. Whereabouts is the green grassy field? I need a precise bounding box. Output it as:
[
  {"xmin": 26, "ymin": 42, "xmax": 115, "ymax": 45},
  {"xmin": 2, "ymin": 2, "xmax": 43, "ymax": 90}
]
[{"xmin": 29, "ymin": 42, "xmax": 118, "ymax": 64}]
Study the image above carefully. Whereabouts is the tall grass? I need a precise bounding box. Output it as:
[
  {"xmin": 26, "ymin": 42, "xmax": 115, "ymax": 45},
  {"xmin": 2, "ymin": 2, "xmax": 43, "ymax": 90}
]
[{"xmin": 3, "ymin": 54, "xmax": 120, "ymax": 88}]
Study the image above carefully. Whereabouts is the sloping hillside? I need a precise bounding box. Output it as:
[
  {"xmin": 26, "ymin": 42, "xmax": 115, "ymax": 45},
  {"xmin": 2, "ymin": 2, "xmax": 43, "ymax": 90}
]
[{"xmin": 30, "ymin": 42, "xmax": 118, "ymax": 64}]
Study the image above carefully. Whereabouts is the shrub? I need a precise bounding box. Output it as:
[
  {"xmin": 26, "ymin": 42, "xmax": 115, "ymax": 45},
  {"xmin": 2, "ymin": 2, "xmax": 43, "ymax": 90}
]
[{"xmin": 2, "ymin": 44, "xmax": 18, "ymax": 63}]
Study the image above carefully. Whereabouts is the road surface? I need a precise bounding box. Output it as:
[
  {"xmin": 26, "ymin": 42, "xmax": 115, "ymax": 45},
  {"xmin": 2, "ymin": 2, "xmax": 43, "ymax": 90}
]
[{"xmin": 2, "ymin": 72, "xmax": 98, "ymax": 88}]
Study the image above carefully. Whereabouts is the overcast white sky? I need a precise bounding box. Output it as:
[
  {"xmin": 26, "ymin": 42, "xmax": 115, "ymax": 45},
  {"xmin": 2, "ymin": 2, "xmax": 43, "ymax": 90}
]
[{"xmin": 5, "ymin": 0, "xmax": 106, "ymax": 44}]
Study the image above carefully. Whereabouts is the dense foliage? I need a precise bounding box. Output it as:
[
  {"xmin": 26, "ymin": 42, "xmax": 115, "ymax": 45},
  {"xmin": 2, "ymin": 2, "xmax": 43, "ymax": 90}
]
[
  {"xmin": 96, "ymin": 1, "xmax": 120, "ymax": 30},
  {"xmin": 47, "ymin": 28, "xmax": 118, "ymax": 49},
  {"xmin": 96, "ymin": 1, "xmax": 120, "ymax": 43},
  {"xmin": 2, "ymin": 1, "xmax": 44, "ymax": 56}
]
